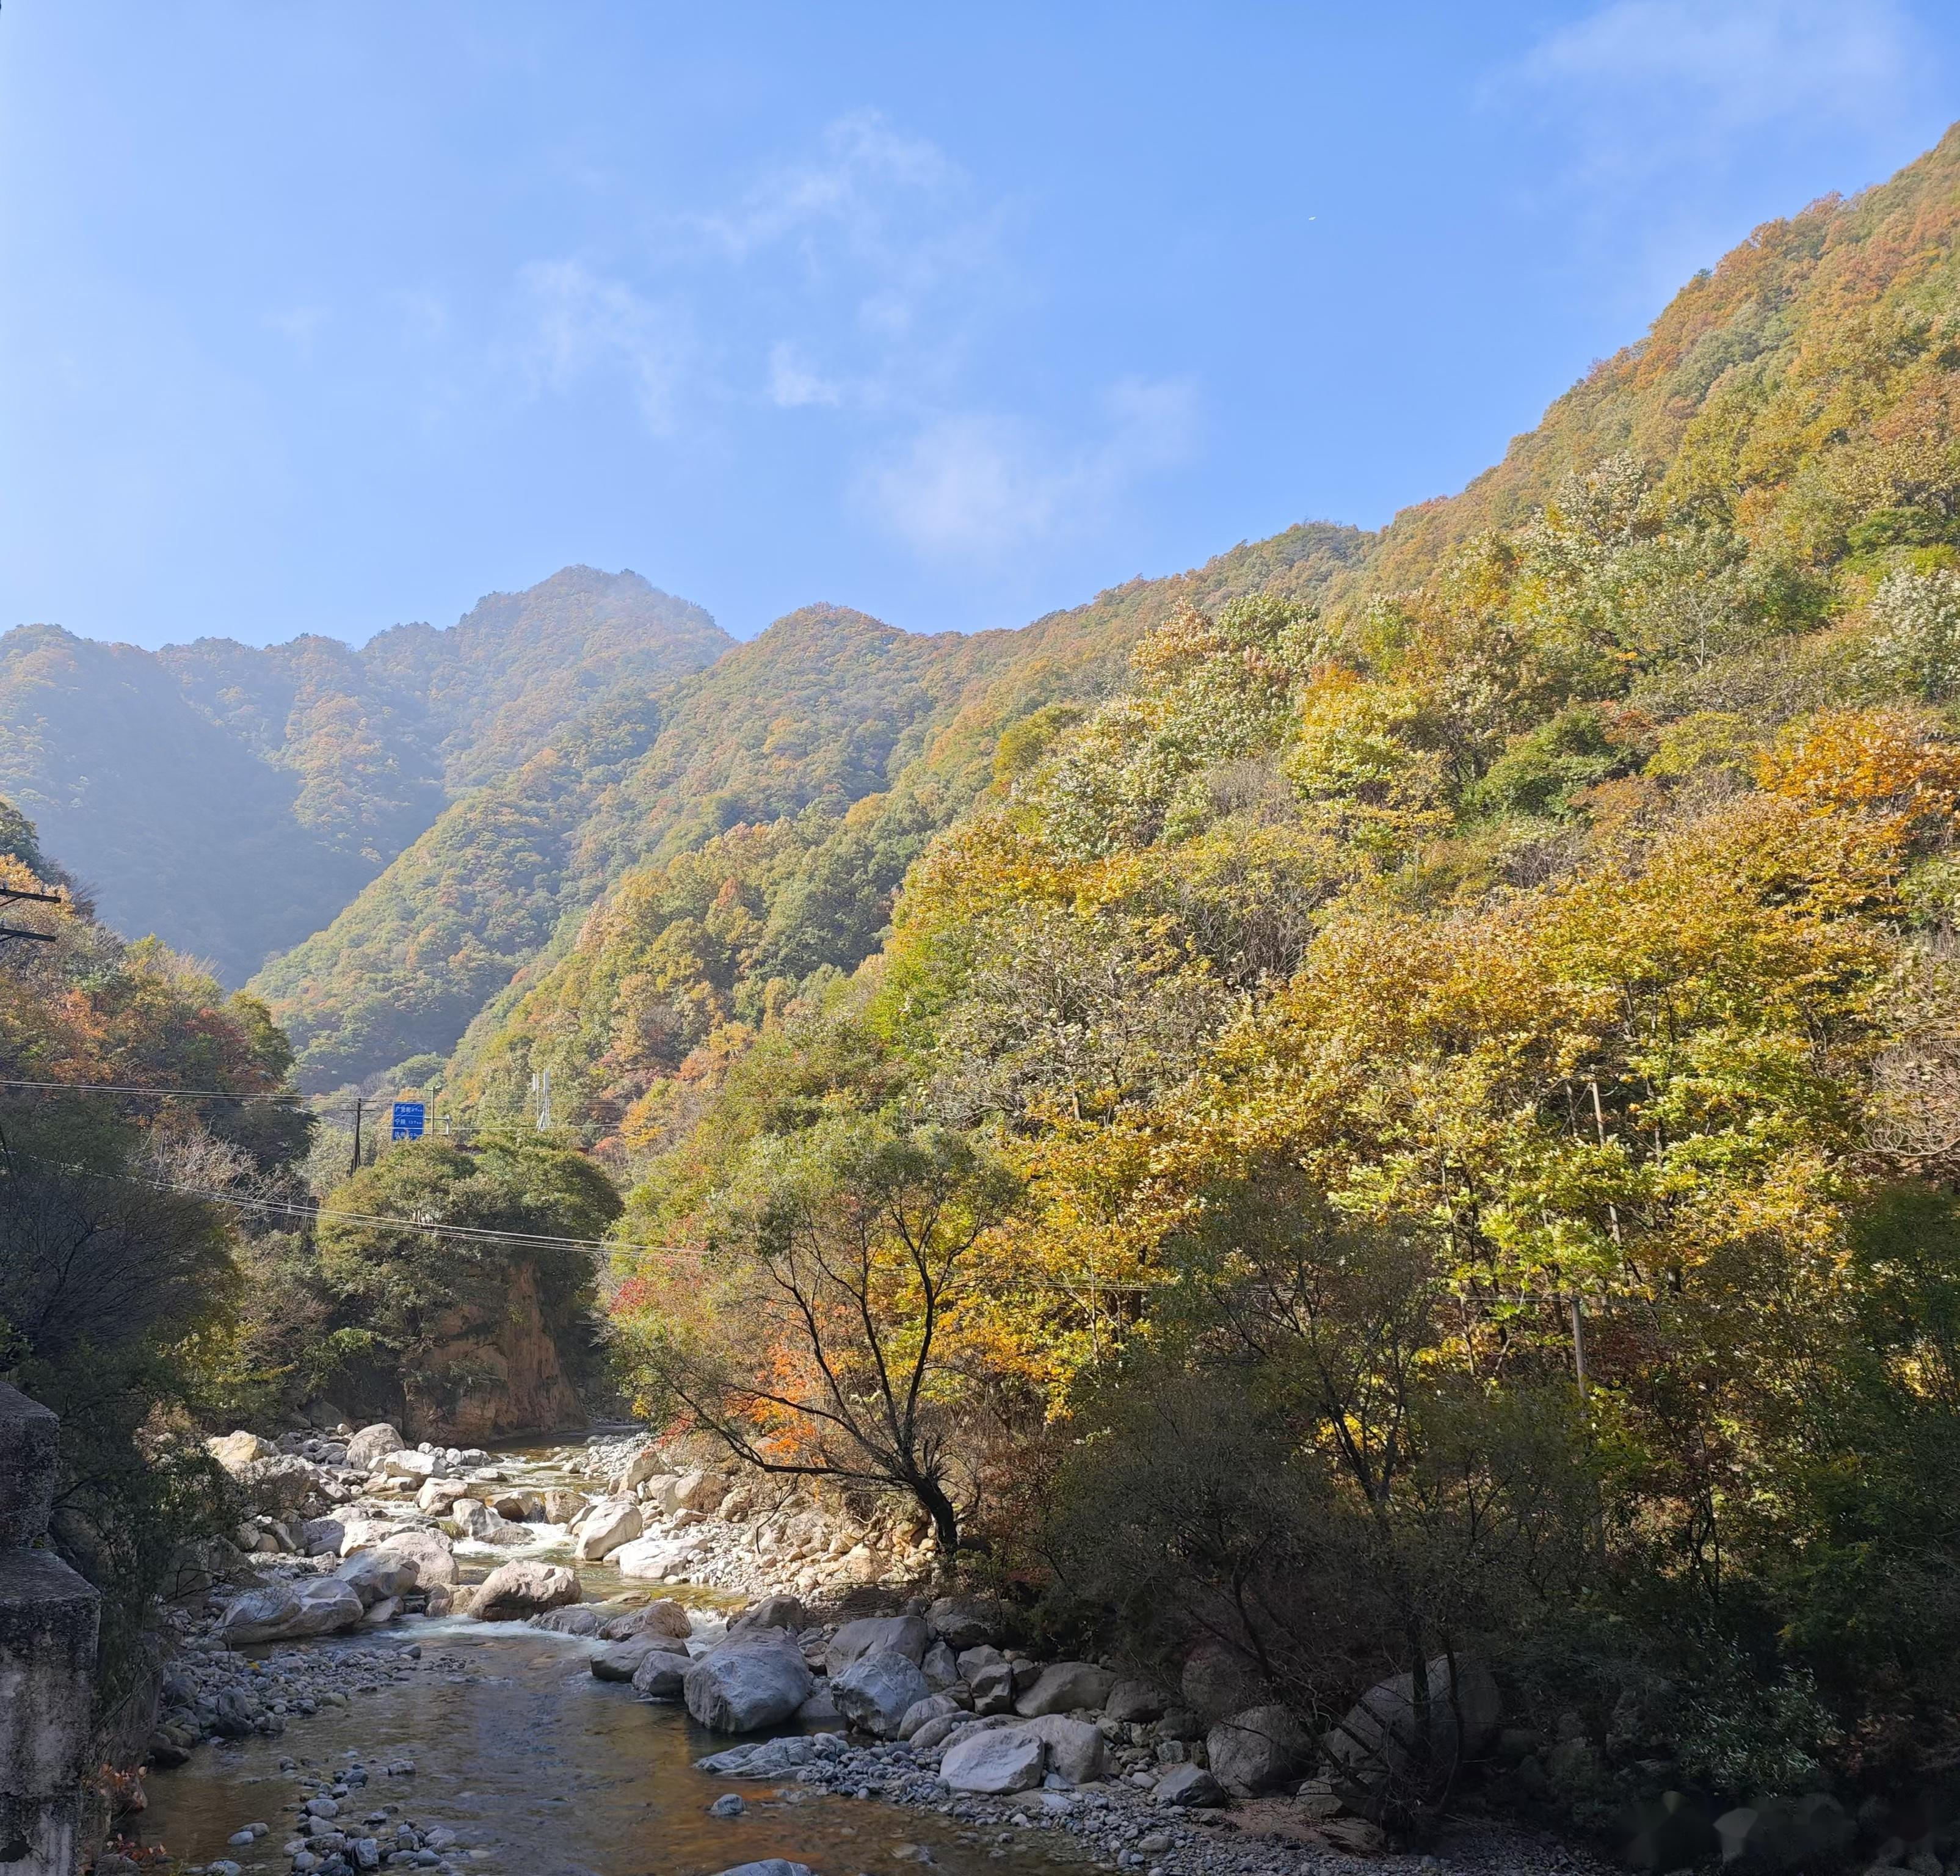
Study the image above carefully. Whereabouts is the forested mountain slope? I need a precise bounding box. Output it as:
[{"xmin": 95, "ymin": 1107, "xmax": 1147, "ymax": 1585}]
[
  {"xmin": 438, "ymin": 127, "xmax": 1960, "ymax": 1149},
  {"xmin": 596, "ymin": 125, "xmax": 1960, "ymax": 1797},
  {"xmin": 260, "ymin": 522, "xmax": 1365, "ymax": 1093},
  {"xmin": 0, "ymin": 566, "xmax": 725, "ymax": 981},
  {"xmin": 438, "ymin": 522, "xmax": 1363, "ymax": 1132},
  {"xmin": 1345, "ymin": 123, "xmax": 1960, "ymax": 600}
]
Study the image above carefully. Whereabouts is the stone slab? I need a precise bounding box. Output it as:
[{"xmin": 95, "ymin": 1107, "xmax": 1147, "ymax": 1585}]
[{"xmin": 0, "ymin": 1383, "xmax": 59, "ymax": 1547}]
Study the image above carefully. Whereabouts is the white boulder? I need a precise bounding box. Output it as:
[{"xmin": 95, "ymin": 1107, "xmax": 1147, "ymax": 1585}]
[
  {"xmin": 1018, "ymin": 1714, "xmax": 1106, "ymax": 1783},
  {"xmin": 219, "ymin": 1577, "xmax": 364, "ymax": 1646},
  {"xmin": 576, "ymin": 1497, "xmax": 643, "ymax": 1562},
  {"xmin": 826, "ymin": 1613, "xmax": 929, "ymax": 1675},
  {"xmin": 379, "ymin": 1449, "xmax": 439, "ymax": 1480},
  {"xmin": 683, "ymin": 1634, "xmax": 815, "ymax": 1734},
  {"xmin": 612, "ymin": 1533, "xmax": 706, "ymax": 1579},
  {"xmin": 343, "ymin": 1423, "xmax": 405, "ymax": 1471},
  {"xmin": 473, "ymin": 1561, "xmax": 579, "ymax": 1621},
  {"xmin": 1014, "ymin": 1660, "xmax": 1117, "ymax": 1717},
  {"xmin": 207, "ymin": 1430, "xmax": 277, "ymax": 1474},
  {"xmin": 940, "ymin": 1726, "xmax": 1045, "ymax": 1795},
  {"xmin": 333, "ymin": 1549, "xmax": 419, "ymax": 1609}
]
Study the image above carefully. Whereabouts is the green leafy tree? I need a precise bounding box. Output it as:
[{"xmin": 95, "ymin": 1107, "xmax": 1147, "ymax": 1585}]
[{"xmin": 313, "ymin": 1135, "xmax": 619, "ymax": 1416}]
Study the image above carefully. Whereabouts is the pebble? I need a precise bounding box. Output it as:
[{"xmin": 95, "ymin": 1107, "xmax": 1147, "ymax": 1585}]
[{"xmin": 149, "ymin": 1603, "xmax": 437, "ymax": 1760}]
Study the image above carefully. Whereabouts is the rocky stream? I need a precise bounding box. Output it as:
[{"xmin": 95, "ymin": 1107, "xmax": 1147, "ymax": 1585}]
[{"xmin": 107, "ymin": 1425, "xmax": 1616, "ymax": 1876}]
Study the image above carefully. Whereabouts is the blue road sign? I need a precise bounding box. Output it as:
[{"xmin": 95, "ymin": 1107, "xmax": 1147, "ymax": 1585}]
[{"xmin": 391, "ymin": 1101, "xmax": 426, "ymax": 1141}]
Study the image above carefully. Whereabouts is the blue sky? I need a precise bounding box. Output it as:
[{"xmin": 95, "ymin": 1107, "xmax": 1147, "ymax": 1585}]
[{"xmin": 2, "ymin": 2, "xmax": 1956, "ymax": 652}]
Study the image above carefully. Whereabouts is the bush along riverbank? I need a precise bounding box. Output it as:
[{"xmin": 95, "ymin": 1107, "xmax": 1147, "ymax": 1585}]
[{"xmin": 125, "ymin": 1419, "xmax": 1788, "ymax": 1876}]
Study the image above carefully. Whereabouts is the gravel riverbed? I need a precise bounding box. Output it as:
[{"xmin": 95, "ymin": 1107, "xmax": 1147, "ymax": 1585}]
[{"xmin": 139, "ymin": 1427, "xmax": 1619, "ymax": 1876}]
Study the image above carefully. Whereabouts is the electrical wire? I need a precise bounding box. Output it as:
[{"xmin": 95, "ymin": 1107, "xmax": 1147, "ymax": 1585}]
[
  {"xmin": 12, "ymin": 1141, "xmax": 1173, "ymax": 1293},
  {"xmin": 0, "ymin": 1077, "xmax": 343, "ymax": 1107},
  {"xmin": 115, "ymin": 1171, "xmax": 647, "ymax": 1253}
]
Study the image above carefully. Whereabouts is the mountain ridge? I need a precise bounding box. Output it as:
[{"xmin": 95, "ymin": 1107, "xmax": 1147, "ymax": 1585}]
[
  {"xmin": 0, "ymin": 565, "xmax": 730, "ymax": 981},
  {"xmin": 247, "ymin": 523, "xmax": 1371, "ymax": 1089}
]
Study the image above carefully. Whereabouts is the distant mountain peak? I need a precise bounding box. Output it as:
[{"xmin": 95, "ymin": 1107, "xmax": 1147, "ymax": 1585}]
[{"xmin": 0, "ymin": 567, "xmax": 728, "ymax": 984}]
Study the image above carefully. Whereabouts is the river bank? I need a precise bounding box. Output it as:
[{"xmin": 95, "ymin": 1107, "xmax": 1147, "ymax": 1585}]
[
  {"xmin": 126, "ymin": 1428, "xmax": 1618, "ymax": 1876},
  {"xmin": 137, "ymin": 1620, "xmax": 1606, "ymax": 1876}
]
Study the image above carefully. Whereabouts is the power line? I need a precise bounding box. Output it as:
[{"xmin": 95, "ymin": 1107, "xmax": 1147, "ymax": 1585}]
[
  {"xmin": 119, "ymin": 1169, "xmax": 650, "ymax": 1254},
  {"xmin": 0, "ymin": 1077, "xmax": 336, "ymax": 1105},
  {"xmin": 0, "ymin": 884, "xmax": 67, "ymax": 950},
  {"xmin": 6, "ymin": 1144, "xmax": 644, "ymax": 1254},
  {"xmin": 20, "ymin": 1152, "xmax": 1171, "ymax": 1298}
]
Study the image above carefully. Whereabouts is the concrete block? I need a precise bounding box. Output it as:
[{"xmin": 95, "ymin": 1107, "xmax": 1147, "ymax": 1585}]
[
  {"xmin": 0, "ymin": 1547, "xmax": 101, "ymax": 1876},
  {"xmin": 0, "ymin": 1384, "xmax": 59, "ymax": 1548}
]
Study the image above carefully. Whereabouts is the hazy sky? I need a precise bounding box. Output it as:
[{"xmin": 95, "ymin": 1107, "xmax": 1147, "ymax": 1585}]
[{"xmin": 3, "ymin": 2, "xmax": 1956, "ymax": 650}]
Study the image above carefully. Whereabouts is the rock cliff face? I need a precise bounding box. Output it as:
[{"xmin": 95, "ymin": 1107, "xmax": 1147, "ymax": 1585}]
[{"xmin": 401, "ymin": 1262, "xmax": 586, "ymax": 1445}]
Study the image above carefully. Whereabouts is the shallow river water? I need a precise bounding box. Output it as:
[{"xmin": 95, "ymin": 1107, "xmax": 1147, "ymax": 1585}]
[
  {"xmin": 135, "ymin": 1441, "xmax": 1086, "ymax": 1876},
  {"xmin": 141, "ymin": 1619, "xmax": 1080, "ymax": 1876}
]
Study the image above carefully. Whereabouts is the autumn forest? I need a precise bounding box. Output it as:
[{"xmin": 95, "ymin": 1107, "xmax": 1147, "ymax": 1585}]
[{"xmin": 13, "ymin": 113, "xmax": 1960, "ymax": 1865}]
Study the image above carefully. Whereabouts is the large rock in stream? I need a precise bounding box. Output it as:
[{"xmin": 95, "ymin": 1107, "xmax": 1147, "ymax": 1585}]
[
  {"xmin": 826, "ymin": 1613, "xmax": 928, "ymax": 1675},
  {"xmin": 696, "ymin": 1737, "xmax": 821, "ymax": 1779},
  {"xmin": 333, "ymin": 1550, "xmax": 420, "ymax": 1608},
  {"xmin": 472, "ymin": 1561, "xmax": 579, "ymax": 1621},
  {"xmin": 605, "ymin": 1597, "xmax": 692, "ymax": 1641},
  {"xmin": 631, "ymin": 1648, "xmax": 691, "ymax": 1700},
  {"xmin": 592, "ymin": 1634, "xmax": 689, "ymax": 1682},
  {"xmin": 219, "ymin": 1577, "xmax": 364, "ymax": 1645},
  {"xmin": 576, "ymin": 1497, "xmax": 642, "ymax": 1561},
  {"xmin": 683, "ymin": 1632, "xmax": 815, "ymax": 1734},
  {"xmin": 365, "ymin": 1525, "xmax": 459, "ymax": 1588},
  {"xmin": 940, "ymin": 1726, "xmax": 1046, "ymax": 1795}
]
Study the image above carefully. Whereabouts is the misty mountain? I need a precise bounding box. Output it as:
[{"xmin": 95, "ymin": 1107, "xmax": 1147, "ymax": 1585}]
[{"xmin": 0, "ymin": 567, "xmax": 727, "ymax": 982}]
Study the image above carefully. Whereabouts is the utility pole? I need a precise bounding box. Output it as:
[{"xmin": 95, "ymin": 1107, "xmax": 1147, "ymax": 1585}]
[{"xmin": 349, "ymin": 1097, "xmax": 363, "ymax": 1176}]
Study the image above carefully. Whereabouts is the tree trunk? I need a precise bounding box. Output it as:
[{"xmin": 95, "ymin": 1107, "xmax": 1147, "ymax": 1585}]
[
  {"xmin": 1404, "ymin": 1613, "xmax": 1431, "ymax": 1798},
  {"xmin": 911, "ymin": 1470, "xmax": 962, "ymax": 1554}
]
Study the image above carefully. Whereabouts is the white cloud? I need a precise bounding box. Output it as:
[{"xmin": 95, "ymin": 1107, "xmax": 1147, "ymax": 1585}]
[
  {"xmin": 766, "ymin": 341, "xmax": 843, "ymax": 409},
  {"xmin": 515, "ymin": 259, "xmax": 688, "ymax": 432},
  {"xmin": 857, "ymin": 377, "xmax": 1199, "ymax": 565},
  {"xmin": 697, "ymin": 109, "xmax": 1001, "ymax": 408},
  {"xmin": 1505, "ymin": 0, "xmax": 1918, "ymax": 180},
  {"xmin": 701, "ymin": 109, "xmax": 961, "ymax": 262},
  {"xmin": 496, "ymin": 112, "xmax": 1191, "ymax": 556},
  {"xmin": 266, "ymin": 304, "xmax": 330, "ymax": 356}
]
